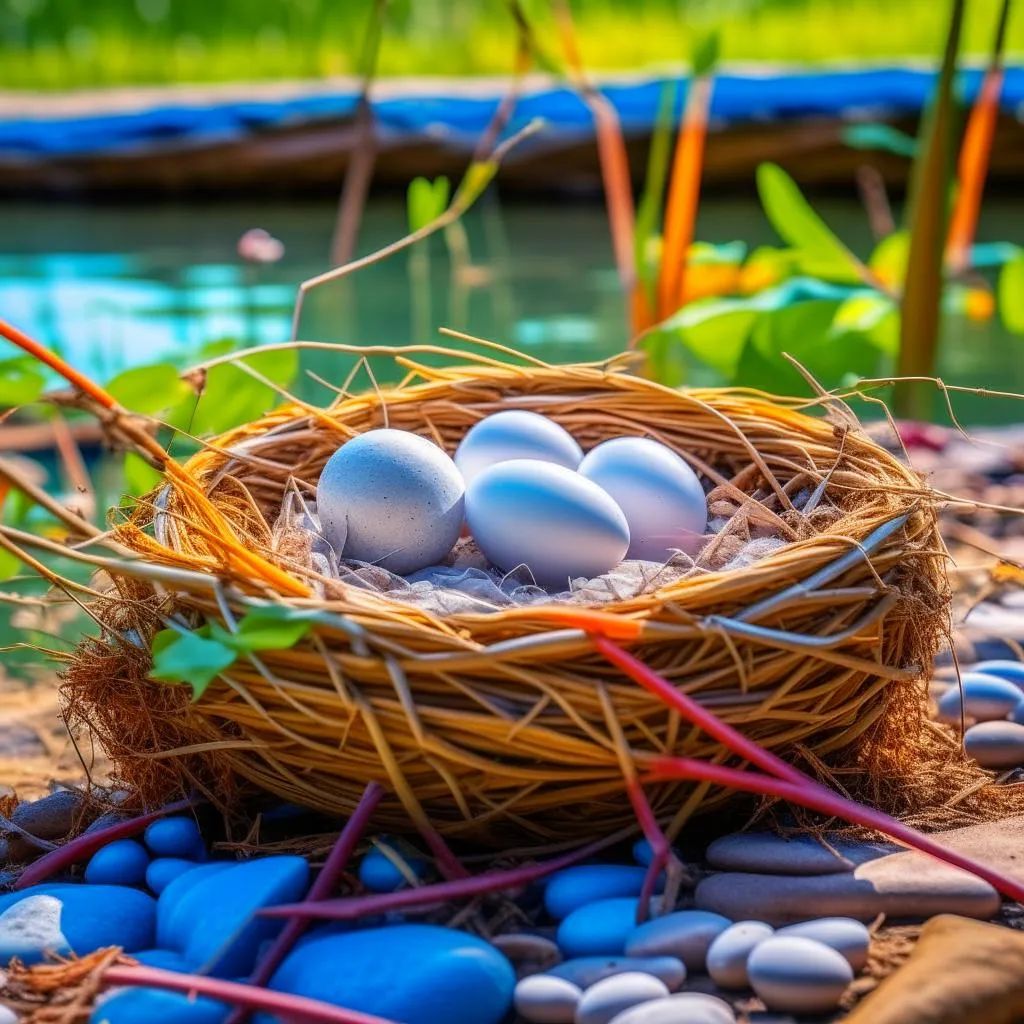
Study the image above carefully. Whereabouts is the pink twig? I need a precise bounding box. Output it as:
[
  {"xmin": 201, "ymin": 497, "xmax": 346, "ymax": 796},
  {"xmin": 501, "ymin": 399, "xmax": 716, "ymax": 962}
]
[
  {"xmin": 15, "ymin": 797, "xmax": 199, "ymax": 890},
  {"xmin": 625, "ymin": 779, "xmax": 670, "ymax": 924},
  {"xmin": 418, "ymin": 825, "xmax": 470, "ymax": 880},
  {"xmin": 227, "ymin": 783, "xmax": 385, "ymax": 1024},
  {"xmin": 643, "ymin": 754, "xmax": 1024, "ymax": 905},
  {"xmin": 101, "ymin": 964, "xmax": 399, "ymax": 1024},
  {"xmin": 260, "ymin": 831, "xmax": 622, "ymax": 921}
]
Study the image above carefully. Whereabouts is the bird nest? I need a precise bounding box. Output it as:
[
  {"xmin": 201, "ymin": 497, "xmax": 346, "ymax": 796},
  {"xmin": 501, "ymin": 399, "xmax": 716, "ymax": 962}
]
[{"xmin": 59, "ymin": 347, "xmax": 1005, "ymax": 848}]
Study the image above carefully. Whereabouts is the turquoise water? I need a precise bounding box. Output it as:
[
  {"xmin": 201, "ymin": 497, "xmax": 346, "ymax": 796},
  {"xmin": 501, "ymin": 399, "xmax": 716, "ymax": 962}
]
[{"xmin": 3, "ymin": 195, "xmax": 1024, "ymax": 423}]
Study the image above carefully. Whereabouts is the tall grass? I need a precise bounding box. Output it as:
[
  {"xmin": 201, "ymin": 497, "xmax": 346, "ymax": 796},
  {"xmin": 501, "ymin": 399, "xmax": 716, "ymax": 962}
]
[{"xmin": 0, "ymin": 0, "xmax": 1021, "ymax": 90}]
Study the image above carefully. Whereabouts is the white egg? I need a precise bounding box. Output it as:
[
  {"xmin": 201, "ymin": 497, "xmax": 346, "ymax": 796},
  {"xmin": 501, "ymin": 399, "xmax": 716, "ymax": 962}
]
[
  {"xmin": 465, "ymin": 459, "xmax": 630, "ymax": 587},
  {"xmin": 455, "ymin": 410, "xmax": 584, "ymax": 486},
  {"xmin": 578, "ymin": 437, "xmax": 707, "ymax": 562},
  {"xmin": 316, "ymin": 428, "xmax": 464, "ymax": 575}
]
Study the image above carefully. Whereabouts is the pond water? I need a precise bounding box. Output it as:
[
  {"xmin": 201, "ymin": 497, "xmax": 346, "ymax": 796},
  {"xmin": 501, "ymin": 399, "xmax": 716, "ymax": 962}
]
[{"xmin": 3, "ymin": 194, "xmax": 1024, "ymax": 425}]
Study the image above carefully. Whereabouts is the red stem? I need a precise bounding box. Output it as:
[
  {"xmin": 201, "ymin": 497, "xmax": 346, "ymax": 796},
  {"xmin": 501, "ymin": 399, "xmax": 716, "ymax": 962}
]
[
  {"xmin": 101, "ymin": 964, "xmax": 399, "ymax": 1024},
  {"xmin": 261, "ymin": 831, "xmax": 621, "ymax": 921},
  {"xmin": 419, "ymin": 825, "xmax": 470, "ymax": 880},
  {"xmin": 644, "ymin": 754, "xmax": 1024, "ymax": 905},
  {"xmin": 625, "ymin": 779, "xmax": 670, "ymax": 924},
  {"xmin": 14, "ymin": 797, "xmax": 199, "ymax": 890},
  {"xmin": 227, "ymin": 783, "xmax": 384, "ymax": 1024}
]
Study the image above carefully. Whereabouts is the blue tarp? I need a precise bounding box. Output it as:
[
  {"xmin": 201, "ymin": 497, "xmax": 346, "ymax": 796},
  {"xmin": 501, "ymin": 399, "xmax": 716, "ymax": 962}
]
[{"xmin": 2, "ymin": 66, "xmax": 1022, "ymax": 159}]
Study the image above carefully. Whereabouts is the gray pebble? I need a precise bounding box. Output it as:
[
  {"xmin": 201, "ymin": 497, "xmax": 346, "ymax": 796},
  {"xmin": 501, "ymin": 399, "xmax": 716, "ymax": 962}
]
[
  {"xmin": 747, "ymin": 936, "xmax": 853, "ymax": 1013},
  {"xmin": 0, "ymin": 1006, "xmax": 16, "ymax": 1024},
  {"xmin": 606, "ymin": 993, "xmax": 736, "ymax": 1024},
  {"xmin": 624, "ymin": 911, "xmax": 732, "ymax": 971},
  {"xmin": 11, "ymin": 790, "xmax": 81, "ymax": 840},
  {"xmin": 705, "ymin": 921, "xmax": 774, "ymax": 989},
  {"xmin": 965, "ymin": 720, "xmax": 1024, "ymax": 769},
  {"xmin": 574, "ymin": 972, "xmax": 669, "ymax": 1024},
  {"xmin": 776, "ymin": 917, "xmax": 870, "ymax": 971},
  {"xmin": 936, "ymin": 674, "xmax": 1023, "ymax": 724},
  {"xmin": 514, "ymin": 974, "xmax": 582, "ymax": 1023},
  {"xmin": 549, "ymin": 957, "xmax": 686, "ymax": 992}
]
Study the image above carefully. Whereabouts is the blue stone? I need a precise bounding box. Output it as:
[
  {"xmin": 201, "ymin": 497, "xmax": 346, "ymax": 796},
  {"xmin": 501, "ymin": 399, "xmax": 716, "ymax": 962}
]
[
  {"xmin": 257, "ymin": 924, "xmax": 514, "ymax": 1024},
  {"xmin": 545, "ymin": 865, "xmax": 656, "ymax": 919},
  {"xmin": 632, "ymin": 840, "xmax": 679, "ymax": 868},
  {"xmin": 130, "ymin": 948, "xmax": 192, "ymax": 971},
  {"xmin": 358, "ymin": 839, "xmax": 429, "ymax": 893},
  {"xmin": 556, "ymin": 898, "xmax": 647, "ymax": 957},
  {"xmin": 0, "ymin": 894, "xmax": 69, "ymax": 964},
  {"xmin": 159, "ymin": 856, "xmax": 308, "ymax": 977},
  {"xmin": 85, "ymin": 840, "xmax": 150, "ymax": 887},
  {"xmin": 144, "ymin": 818, "xmax": 205, "ymax": 859},
  {"xmin": 974, "ymin": 660, "xmax": 1024, "ymax": 686},
  {"xmin": 156, "ymin": 863, "xmax": 235, "ymax": 949},
  {"xmin": 146, "ymin": 859, "xmax": 199, "ymax": 895},
  {"xmin": 0, "ymin": 884, "xmax": 155, "ymax": 959},
  {"xmin": 91, "ymin": 988, "xmax": 229, "ymax": 1024}
]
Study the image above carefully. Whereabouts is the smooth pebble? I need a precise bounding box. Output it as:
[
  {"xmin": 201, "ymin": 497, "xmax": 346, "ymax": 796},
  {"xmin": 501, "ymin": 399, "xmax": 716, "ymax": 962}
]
[
  {"xmin": 466, "ymin": 460, "xmax": 630, "ymax": 586},
  {"xmin": 514, "ymin": 974, "xmax": 583, "ymax": 1023},
  {"xmin": 358, "ymin": 839, "xmax": 428, "ymax": 893},
  {"xmin": 574, "ymin": 971, "xmax": 668, "ymax": 1024},
  {"xmin": 146, "ymin": 858, "xmax": 200, "ymax": 895},
  {"xmin": 455, "ymin": 411, "xmax": 583, "ymax": 486},
  {"xmin": 143, "ymin": 817, "xmax": 204, "ymax": 859},
  {"xmin": 777, "ymin": 917, "xmax": 871, "ymax": 971},
  {"xmin": 705, "ymin": 921, "xmax": 774, "ymax": 989},
  {"xmin": 964, "ymin": 720, "xmax": 1024, "ymax": 768},
  {"xmin": 0, "ymin": 895, "xmax": 69, "ymax": 965},
  {"xmin": 972, "ymin": 659, "xmax": 1024, "ymax": 687},
  {"xmin": 0, "ymin": 1007, "xmax": 16, "ymax": 1024},
  {"xmin": 317, "ymin": 429, "xmax": 465, "ymax": 575},
  {"xmin": 747, "ymin": 936, "xmax": 854, "ymax": 1013},
  {"xmin": 936, "ymin": 674, "xmax": 1023, "ymax": 723},
  {"xmin": 490, "ymin": 933, "xmax": 561, "ymax": 973},
  {"xmin": 606, "ymin": 993, "xmax": 735, "ymax": 1024},
  {"xmin": 705, "ymin": 832, "xmax": 893, "ymax": 876},
  {"xmin": 1010, "ymin": 699, "xmax": 1024, "ymax": 726},
  {"xmin": 557, "ymin": 900, "xmax": 658, "ymax": 958},
  {"xmin": 624, "ymin": 911, "xmax": 732, "ymax": 971},
  {"xmin": 549, "ymin": 956, "xmax": 686, "ymax": 992},
  {"xmin": 578, "ymin": 437, "xmax": 707, "ymax": 561},
  {"xmin": 85, "ymin": 839, "xmax": 151, "ymax": 887},
  {"xmin": 11, "ymin": 790, "xmax": 81, "ymax": 840},
  {"xmin": 91, "ymin": 987, "xmax": 229, "ymax": 1024},
  {"xmin": 545, "ymin": 866, "xmax": 655, "ymax": 920}
]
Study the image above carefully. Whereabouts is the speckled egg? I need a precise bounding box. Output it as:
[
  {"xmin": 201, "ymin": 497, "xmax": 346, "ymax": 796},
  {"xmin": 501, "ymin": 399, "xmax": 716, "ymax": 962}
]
[
  {"xmin": 455, "ymin": 411, "xmax": 583, "ymax": 486},
  {"xmin": 465, "ymin": 460, "xmax": 630, "ymax": 587},
  {"xmin": 316, "ymin": 429, "xmax": 465, "ymax": 575},
  {"xmin": 578, "ymin": 438, "xmax": 706, "ymax": 562}
]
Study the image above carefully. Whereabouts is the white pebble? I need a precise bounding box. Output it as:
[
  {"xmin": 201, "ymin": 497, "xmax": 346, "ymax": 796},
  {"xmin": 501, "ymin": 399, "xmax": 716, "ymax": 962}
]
[
  {"xmin": 607, "ymin": 993, "xmax": 736, "ymax": 1024},
  {"xmin": 935, "ymin": 674, "xmax": 1023, "ymax": 724},
  {"xmin": 455, "ymin": 410, "xmax": 583, "ymax": 486},
  {"xmin": 574, "ymin": 972, "xmax": 669, "ymax": 1024},
  {"xmin": 0, "ymin": 1007, "xmax": 16, "ymax": 1024},
  {"xmin": 316, "ymin": 429, "xmax": 464, "ymax": 575},
  {"xmin": 624, "ymin": 911, "xmax": 732, "ymax": 971},
  {"xmin": 777, "ymin": 917, "xmax": 871, "ymax": 971},
  {"xmin": 549, "ymin": 957, "xmax": 686, "ymax": 992},
  {"xmin": 747, "ymin": 936, "xmax": 853, "ymax": 1013},
  {"xmin": 706, "ymin": 921, "xmax": 774, "ymax": 989},
  {"xmin": 515, "ymin": 975, "xmax": 583, "ymax": 1023},
  {"xmin": 964, "ymin": 720, "xmax": 1024, "ymax": 769}
]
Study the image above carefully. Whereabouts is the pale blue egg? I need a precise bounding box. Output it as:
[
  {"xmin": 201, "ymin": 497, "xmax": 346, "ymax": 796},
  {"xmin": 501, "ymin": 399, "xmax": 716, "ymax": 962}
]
[
  {"xmin": 316, "ymin": 429, "xmax": 465, "ymax": 575},
  {"xmin": 455, "ymin": 411, "xmax": 583, "ymax": 486},
  {"xmin": 579, "ymin": 437, "xmax": 707, "ymax": 562},
  {"xmin": 466, "ymin": 460, "xmax": 629, "ymax": 587}
]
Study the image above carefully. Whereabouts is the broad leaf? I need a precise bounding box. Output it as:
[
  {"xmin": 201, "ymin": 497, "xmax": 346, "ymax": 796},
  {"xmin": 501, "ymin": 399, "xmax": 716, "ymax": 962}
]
[
  {"xmin": 124, "ymin": 452, "xmax": 163, "ymax": 497},
  {"xmin": 213, "ymin": 606, "xmax": 317, "ymax": 653},
  {"xmin": 150, "ymin": 628, "xmax": 237, "ymax": 702},
  {"xmin": 691, "ymin": 30, "xmax": 720, "ymax": 77},
  {"xmin": 756, "ymin": 163, "xmax": 864, "ymax": 284},
  {"xmin": 999, "ymin": 253, "xmax": 1024, "ymax": 334},
  {"xmin": 0, "ymin": 547, "xmax": 20, "ymax": 581},
  {"xmin": 0, "ymin": 358, "xmax": 45, "ymax": 408},
  {"xmin": 407, "ymin": 176, "xmax": 451, "ymax": 233},
  {"xmin": 107, "ymin": 363, "xmax": 192, "ymax": 416},
  {"xmin": 832, "ymin": 292, "xmax": 900, "ymax": 355},
  {"xmin": 868, "ymin": 231, "xmax": 910, "ymax": 289}
]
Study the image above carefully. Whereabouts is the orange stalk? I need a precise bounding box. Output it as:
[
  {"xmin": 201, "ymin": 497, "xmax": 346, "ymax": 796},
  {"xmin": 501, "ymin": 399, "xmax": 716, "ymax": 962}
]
[{"xmin": 657, "ymin": 75, "xmax": 712, "ymax": 320}]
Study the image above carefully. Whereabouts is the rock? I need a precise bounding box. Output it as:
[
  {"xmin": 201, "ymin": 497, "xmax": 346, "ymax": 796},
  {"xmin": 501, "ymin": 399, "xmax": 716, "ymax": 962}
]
[
  {"xmin": 156, "ymin": 862, "xmax": 234, "ymax": 948},
  {"xmin": 706, "ymin": 921, "xmax": 774, "ymax": 989},
  {"xmin": 146, "ymin": 858, "xmax": 201, "ymax": 895},
  {"xmin": 965, "ymin": 721, "xmax": 1024, "ymax": 768},
  {"xmin": 0, "ymin": 884, "xmax": 155, "ymax": 958},
  {"xmin": 131, "ymin": 948, "xmax": 193, "ymax": 971},
  {"xmin": 514, "ymin": 974, "xmax": 582, "ymax": 1022},
  {"xmin": 358, "ymin": 839, "xmax": 428, "ymax": 893},
  {"xmin": 0, "ymin": 1006, "xmax": 16, "ymax": 1024},
  {"xmin": 143, "ymin": 817, "xmax": 204, "ymax": 859},
  {"xmin": 11, "ymin": 790, "xmax": 81, "ymax": 840},
  {"xmin": 85, "ymin": 839, "xmax": 150, "ymax": 887},
  {"xmin": 557, "ymin": 900, "xmax": 657, "ymax": 958},
  {"xmin": 260, "ymin": 924, "xmax": 515, "ymax": 1024},
  {"xmin": 624, "ymin": 911, "xmax": 732, "ymax": 971},
  {"xmin": 705, "ymin": 832, "xmax": 895, "ymax": 876},
  {"xmin": 0, "ymin": 894, "xmax": 69, "ymax": 965},
  {"xmin": 91, "ymin": 988, "xmax": 230, "ymax": 1024},
  {"xmin": 491, "ymin": 933, "xmax": 561, "ymax": 974},
  {"xmin": 546, "ymin": 867, "xmax": 655, "ymax": 920},
  {"xmin": 936, "ymin": 675, "xmax": 1023, "ymax": 724},
  {"xmin": 159, "ymin": 856, "xmax": 308, "ymax": 977},
  {"xmin": 605, "ymin": 993, "xmax": 736, "ymax": 1024},
  {"xmin": 574, "ymin": 972, "xmax": 669, "ymax": 1024},
  {"xmin": 1011, "ymin": 701, "xmax": 1024, "ymax": 726},
  {"xmin": 843, "ymin": 914, "xmax": 1024, "ymax": 1024},
  {"xmin": 777, "ymin": 917, "xmax": 871, "ymax": 970},
  {"xmin": 548, "ymin": 957, "xmax": 686, "ymax": 992},
  {"xmin": 973, "ymin": 660, "xmax": 1024, "ymax": 688},
  {"xmin": 746, "ymin": 936, "xmax": 853, "ymax": 1013},
  {"xmin": 83, "ymin": 812, "xmax": 129, "ymax": 836}
]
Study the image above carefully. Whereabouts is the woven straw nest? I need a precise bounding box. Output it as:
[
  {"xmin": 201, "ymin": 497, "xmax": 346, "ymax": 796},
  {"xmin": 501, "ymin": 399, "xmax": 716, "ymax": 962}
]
[{"xmin": 61, "ymin": 345, "xmax": 1003, "ymax": 849}]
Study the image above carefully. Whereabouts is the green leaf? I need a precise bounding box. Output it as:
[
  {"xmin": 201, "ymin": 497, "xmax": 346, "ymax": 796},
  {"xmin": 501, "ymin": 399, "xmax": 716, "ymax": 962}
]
[
  {"xmin": 455, "ymin": 160, "xmax": 498, "ymax": 206},
  {"xmin": 124, "ymin": 452, "xmax": 163, "ymax": 497},
  {"xmin": 691, "ymin": 30, "xmax": 720, "ymax": 77},
  {"xmin": 756, "ymin": 163, "xmax": 864, "ymax": 284},
  {"xmin": 189, "ymin": 347, "xmax": 299, "ymax": 436},
  {"xmin": 407, "ymin": 176, "xmax": 451, "ymax": 233},
  {"xmin": 214, "ymin": 606, "xmax": 317, "ymax": 653},
  {"xmin": 150, "ymin": 628, "xmax": 237, "ymax": 701},
  {"xmin": 868, "ymin": 231, "xmax": 910, "ymax": 288},
  {"xmin": 832, "ymin": 292, "xmax": 899, "ymax": 351},
  {"xmin": 999, "ymin": 253, "xmax": 1024, "ymax": 334},
  {"xmin": 656, "ymin": 298, "xmax": 762, "ymax": 377},
  {"xmin": 106, "ymin": 363, "xmax": 192, "ymax": 416},
  {"xmin": 0, "ymin": 358, "xmax": 45, "ymax": 408},
  {"xmin": 0, "ymin": 547, "xmax": 21, "ymax": 582},
  {"xmin": 841, "ymin": 123, "xmax": 919, "ymax": 159}
]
